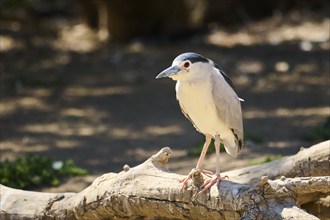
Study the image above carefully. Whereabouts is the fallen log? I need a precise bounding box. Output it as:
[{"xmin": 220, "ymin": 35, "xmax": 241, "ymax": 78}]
[{"xmin": 1, "ymin": 141, "xmax": 329, "ymax": 219}]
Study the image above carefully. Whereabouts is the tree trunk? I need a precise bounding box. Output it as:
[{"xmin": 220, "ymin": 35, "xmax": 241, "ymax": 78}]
[{"xmin": 1, "ymin": 141, "xmax": 329, "ymax": 219}]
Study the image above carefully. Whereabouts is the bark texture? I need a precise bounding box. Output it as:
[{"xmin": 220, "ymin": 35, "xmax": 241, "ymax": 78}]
[{"xmin": 0, "ymin": 141, "xmax": 329, "ymax": 219}]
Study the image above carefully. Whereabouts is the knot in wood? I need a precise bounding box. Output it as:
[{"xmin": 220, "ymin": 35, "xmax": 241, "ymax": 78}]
[
  {"xmin": 123, "ymin": 164, "xmax": 130, "ymax": 172},
  {"xmin": 151, "ymin": 147, "xmax": 172, "ymax": 167},
  {"xmin": 258, "ymin": 176, "xmax": 269, "ymax": 186},
  {"xmin": 192, "ymin": 169, "xmax": 204, "ymax": 187}
]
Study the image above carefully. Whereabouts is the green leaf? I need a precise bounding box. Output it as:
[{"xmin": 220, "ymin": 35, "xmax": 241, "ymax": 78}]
[{"xmin": 0, "ymin": 154, "xmax": 89, "ymax": 190}]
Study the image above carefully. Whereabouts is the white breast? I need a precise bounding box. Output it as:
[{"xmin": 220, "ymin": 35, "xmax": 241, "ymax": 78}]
[{"xmin": 176, "ymin": 80, "xmax": 230, "ymax": 137}]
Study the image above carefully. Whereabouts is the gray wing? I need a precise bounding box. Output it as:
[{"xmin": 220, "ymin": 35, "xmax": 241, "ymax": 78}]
[{"xmin": 211, "ymin": 67, "xmax": 244, "ymax": 157}]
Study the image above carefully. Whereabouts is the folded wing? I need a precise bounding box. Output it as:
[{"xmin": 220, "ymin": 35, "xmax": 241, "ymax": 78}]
[{"xmin": 211, "ymin": 66, "xmax": 244, "ymax": 157}]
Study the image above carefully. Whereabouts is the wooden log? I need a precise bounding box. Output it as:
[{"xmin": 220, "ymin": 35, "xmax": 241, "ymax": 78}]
[{"xmin": 1, "ymin": 141, "xmax": 329, "ymax": 219}]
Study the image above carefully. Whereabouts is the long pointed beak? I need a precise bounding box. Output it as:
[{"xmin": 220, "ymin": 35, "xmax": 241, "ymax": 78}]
[{"xmin": 156, "ymin": 65, "xmax": 181, "ymax": 79}]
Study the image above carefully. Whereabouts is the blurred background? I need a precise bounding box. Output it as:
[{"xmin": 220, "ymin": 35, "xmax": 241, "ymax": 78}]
[{"xmin": 0, "ymin": 0, "xmax": 329, "ymax": 193}]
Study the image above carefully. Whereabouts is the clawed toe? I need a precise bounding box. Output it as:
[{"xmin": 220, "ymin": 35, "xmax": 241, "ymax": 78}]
[
  {"xmin": 179, "ymin": 169, "xmax": 194, "ymax": 191},
  {"xmin": 179, "ymin": 175, "xmax": 192, "ymax": 191},
  {"xmin": 198, "ymin": 175, "xmax": 228, "ymax": 194},
  {"xmin": 179, "ymin": 168, "xmax": 228, "ymax": 193},
  {"xmin": 198, "ymin": 177, "xmax": 218, "ymax": 194}
]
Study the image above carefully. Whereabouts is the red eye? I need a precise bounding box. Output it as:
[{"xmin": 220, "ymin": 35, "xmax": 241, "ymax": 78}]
[{"xmin": 183, "ymin": 62, "xmax": 190, "ymax": 68}]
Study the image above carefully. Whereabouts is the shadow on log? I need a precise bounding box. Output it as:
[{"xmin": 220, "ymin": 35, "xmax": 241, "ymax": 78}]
[{"xmin": 0, "ymin": 141, "xmax": 329, "ymax": 219}]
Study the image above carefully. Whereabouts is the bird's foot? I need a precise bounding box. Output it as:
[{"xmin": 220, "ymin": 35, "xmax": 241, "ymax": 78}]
[
  {"xmin": 179, "ymin": 168, "xmax": 214, "ymax": 192},
  {"xmin": 196, "ymin": 175, "xmax": 228, "ymax": 195}
]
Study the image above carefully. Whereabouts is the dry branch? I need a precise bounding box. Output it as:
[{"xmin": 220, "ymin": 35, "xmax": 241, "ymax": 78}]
[
  {"xmin": 224, "ymin": 141, "xmax": 330, "ymax": 184},
  {"xmin": 0, "ymin": 141, "xmax": 329, "ymax": 219}
]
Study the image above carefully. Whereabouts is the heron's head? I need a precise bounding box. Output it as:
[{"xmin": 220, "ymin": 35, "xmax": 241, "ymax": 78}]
[{"xmin": 156, "ymin": 52, "xmax": 214, "ymax": 81}]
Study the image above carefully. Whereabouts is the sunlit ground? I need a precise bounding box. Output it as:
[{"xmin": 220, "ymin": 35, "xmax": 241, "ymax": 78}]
[{"xmin": 0, "ymin": 13, "xmax": 329, "ymax": 192}]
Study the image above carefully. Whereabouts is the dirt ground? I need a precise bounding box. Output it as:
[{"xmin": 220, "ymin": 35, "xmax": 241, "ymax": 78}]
[{"xmin": 0, "ymin": 13, "xmax": 329, "ymax": 193}]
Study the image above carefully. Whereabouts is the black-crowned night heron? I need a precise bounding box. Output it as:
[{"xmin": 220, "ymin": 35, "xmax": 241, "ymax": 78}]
[{"xmin": 156, "ymin": 52, "xmax": 244, "ymax": 192}]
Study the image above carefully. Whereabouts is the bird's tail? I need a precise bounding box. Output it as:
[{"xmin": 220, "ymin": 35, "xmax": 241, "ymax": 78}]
[{"xmin": 223, "ymin": 138, "xmax": 239, "ymax": 158}]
